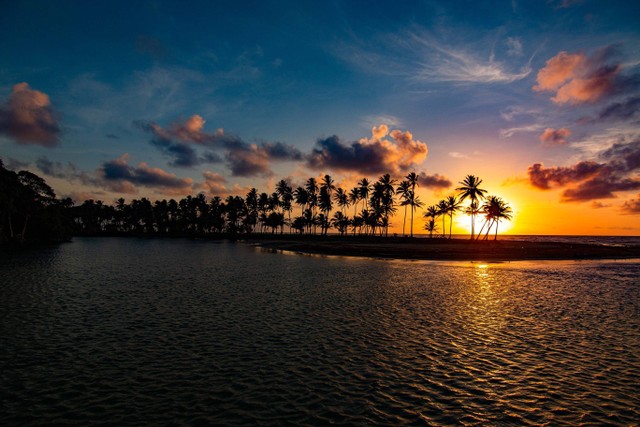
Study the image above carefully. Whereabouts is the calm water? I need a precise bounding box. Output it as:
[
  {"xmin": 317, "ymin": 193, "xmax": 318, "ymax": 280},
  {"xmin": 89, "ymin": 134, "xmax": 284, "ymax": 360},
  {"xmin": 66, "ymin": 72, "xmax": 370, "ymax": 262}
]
[{"xmin": 1, "ymin": 238, "xmax": 639, "ymax": 426}]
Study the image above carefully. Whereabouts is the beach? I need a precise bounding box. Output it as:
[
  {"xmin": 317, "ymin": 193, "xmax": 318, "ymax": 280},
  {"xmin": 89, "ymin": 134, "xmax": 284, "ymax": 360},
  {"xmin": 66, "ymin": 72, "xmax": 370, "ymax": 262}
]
[{"xmin": 248, "ymin": 235, "xmax": 640, "ymax": 261}]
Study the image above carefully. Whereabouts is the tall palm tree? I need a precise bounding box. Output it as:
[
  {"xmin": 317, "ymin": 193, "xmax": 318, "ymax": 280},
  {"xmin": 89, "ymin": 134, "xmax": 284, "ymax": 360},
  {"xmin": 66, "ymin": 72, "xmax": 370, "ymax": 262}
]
[
  {"xmin": 376, "ymin": 174, "xmax": 396, "ymax": 237},
  {"xmin": 437, "ymin": 199, "xmax": 448, "ymax": 239},
  {"xmin": 358, "ymin": 178, "xmax": 372, "ymax": 210},
  {"xmin": 396, "ymin": 180, "xmax": 410, "ymax": 236},
  {"xmin": 456, "ymin": 175, "xmax": 487, "ymax": 239},
  {"xmin": 293, "ymin": 186, "xmax": 309, "ymax": 217},
  {"xmin": 276, "ymin": 179, "xmax": 293, "ymax": 233},
  {"xmin": 333, "ymin": 187, "xmax": 349, "ymax": 215},
  {"xmin": 478, "ymin": 196, "xmax": 513, "ymax": 240},
  {"xmin": 445, "ymin": 195, "xmax": 463, "ymax": 239},
  {"xmin": 348, "ymin": 187, "xmax": 360, "ymax": 217},
  {"xmin": 406, "ymin": 172, "xmax": 419, "ymax": 237}
]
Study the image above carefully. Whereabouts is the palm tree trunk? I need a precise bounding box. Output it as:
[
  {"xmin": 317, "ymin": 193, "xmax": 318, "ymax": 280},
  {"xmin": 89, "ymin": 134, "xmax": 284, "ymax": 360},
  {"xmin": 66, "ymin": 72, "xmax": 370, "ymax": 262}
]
[
  {"xmin": 483, "ymin": 220, "xmax": 493, "ymax": 240},
  {"xmin": 448, "ymin": 213, "xmax": 453, "ymax": 239},
  {"xmin": 476, "ymin": 218, "xmax": 488, "ymax": 241},
  {"xmin": 494, "ymin": 222, "xmax": 499, "ymax": 240},
  {"xmin": 20, "ymin": 214, "xmax": 29, "ymax": 243},
  {"xmin": 410, "ymin": 206, "xmax": 414, "ymax": 237},
  {"xmin": 402, "ymin": 205, "xmax": 407, "ymax": 236}
]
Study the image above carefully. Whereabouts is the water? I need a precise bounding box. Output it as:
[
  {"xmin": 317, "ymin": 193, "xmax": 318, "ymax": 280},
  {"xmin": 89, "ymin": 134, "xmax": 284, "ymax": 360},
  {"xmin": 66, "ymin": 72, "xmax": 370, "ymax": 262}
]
[{"xmin": 1, "ymin": 238, "xmax": 639, "ymax": 425}]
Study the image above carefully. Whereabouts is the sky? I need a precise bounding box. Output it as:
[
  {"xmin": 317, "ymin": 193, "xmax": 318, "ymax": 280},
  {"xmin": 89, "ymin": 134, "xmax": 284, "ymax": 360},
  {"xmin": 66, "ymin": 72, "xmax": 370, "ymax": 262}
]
[{"xmin": 1, "ymin": 0, "xmax": 639, "ymax": 235}]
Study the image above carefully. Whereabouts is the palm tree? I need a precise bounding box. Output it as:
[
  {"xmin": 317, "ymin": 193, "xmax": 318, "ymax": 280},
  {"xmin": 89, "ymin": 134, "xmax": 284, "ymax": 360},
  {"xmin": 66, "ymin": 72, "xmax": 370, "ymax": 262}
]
[
  {"xmin": 478, "ymin": 196, "xmax": 513, "ymax": 240},
  {"xmin": 396, "ymin": 180, "xmax": 410, "ymax": 236},
  {"xmin": 377, "ymin": 174, "xmax": 396, "ymax": 237},
  {"xmin": 456, "ymin": 175, "xmax": 487, "ymax": 239},
  {"xmin": 333, "ymin": 187, "xmax": 349, "ymax": 215},
  {"xmin": 348, "ymin": 187, "xmax": 360, "ymax": 218},
  {"xmin": 424, "ymin": 219, "xmax": 438, "ymax": 239},
  {"xmin": 276, "ymin": 179, "xmax": 293, "ymax": 233},
  {"xmin": 445, "ymin": 195, "xmax": 463, "ymax": 239},
  {"xmin": 437, "ymin": 199, "xmax": 448, "ymax": 239},
  {"xmin": 358, "ymin": 178, "xmax": 372, "ymax": 210},
  {"xmin": 424, "ymin": 205, "xmax": 440, "ymax": 238},
  {"xmin": 331, "ymin": 211, "xmax": 349, "ymax": 236},
  {"xmin": 464, "ymin": 201, "xmax": 481, "ymax": 239},
  {"xmin": 293, "ymin": 186, "xmax": 309, "ymax": 217},
  {"xmin": 406, "ymin": 172, "xmax": 420, "ymax": 237}
]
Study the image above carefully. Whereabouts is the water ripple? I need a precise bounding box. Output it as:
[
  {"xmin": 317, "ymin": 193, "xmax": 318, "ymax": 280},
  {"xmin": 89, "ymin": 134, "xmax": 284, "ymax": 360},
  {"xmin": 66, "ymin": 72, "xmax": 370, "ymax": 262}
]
[{"xmin": 1, "ymin": 239, "xmax": 639, "ymax": 425}]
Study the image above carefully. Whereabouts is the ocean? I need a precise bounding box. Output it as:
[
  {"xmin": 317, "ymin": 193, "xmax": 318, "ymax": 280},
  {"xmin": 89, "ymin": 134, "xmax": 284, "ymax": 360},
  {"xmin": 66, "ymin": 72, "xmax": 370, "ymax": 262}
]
[{"xmin": 1, "ymin": 237, "xmax": 638, "ymax": 425}]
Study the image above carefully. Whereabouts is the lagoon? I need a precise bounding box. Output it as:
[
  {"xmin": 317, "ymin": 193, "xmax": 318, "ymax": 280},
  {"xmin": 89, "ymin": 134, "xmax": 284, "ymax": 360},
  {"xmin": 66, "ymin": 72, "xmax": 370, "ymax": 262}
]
[{"xmin": 1, "ymin": 238, "xmax": 639, "ymax": 425}]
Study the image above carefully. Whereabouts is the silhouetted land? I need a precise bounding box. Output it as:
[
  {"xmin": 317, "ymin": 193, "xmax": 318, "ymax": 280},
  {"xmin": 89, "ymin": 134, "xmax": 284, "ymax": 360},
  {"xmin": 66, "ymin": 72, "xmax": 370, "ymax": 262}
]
[{"xmin": 247, "ymin": 235, "xmax": 640, "ymax": 261}]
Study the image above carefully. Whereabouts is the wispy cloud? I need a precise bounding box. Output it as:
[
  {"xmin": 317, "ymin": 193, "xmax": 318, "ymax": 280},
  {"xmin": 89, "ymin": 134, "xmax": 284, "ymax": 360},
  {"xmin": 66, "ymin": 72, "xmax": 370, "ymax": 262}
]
[
  {"xmin": 499, "ymin": 124, "xmax": 544, "ymax": 138},
  {"xmin": 407, "ymin": 31, "xmax": 532, "ymax": 84},
  {"xmin": 335, "ymin": 27, "xmax": 533, "ymax": 85}
]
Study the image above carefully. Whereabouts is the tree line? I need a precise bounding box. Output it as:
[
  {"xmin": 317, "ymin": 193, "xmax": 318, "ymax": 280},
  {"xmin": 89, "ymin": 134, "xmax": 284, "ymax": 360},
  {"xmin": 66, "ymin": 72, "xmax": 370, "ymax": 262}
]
[{"xmin": 1, "ymin": 158, "xmax": 512, "ymax": 246}]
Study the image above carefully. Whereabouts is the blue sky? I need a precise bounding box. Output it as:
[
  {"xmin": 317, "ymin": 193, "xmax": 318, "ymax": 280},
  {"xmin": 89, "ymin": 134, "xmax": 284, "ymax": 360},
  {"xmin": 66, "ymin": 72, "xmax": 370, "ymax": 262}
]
[{"xmin": 1, "ymin": 0, "xmax": 639, "ymax": 232}]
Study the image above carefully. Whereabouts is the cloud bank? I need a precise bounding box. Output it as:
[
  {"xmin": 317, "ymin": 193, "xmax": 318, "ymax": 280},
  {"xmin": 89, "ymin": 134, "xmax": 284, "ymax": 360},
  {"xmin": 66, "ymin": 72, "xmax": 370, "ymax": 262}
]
[
  {"xmin": 100, "ymin": 153, "xmax": 193, "ymax": 194},
  {"xmin": 307, "ymin": 124, "xmax": 428, "ymax": 175},
  {"xmin": 527, "ymin": 138, "xmax": 640, "ymax": 202},
  {"xmin": 139, "ymin": 115, "xmax": 302, "ymax": 176}
]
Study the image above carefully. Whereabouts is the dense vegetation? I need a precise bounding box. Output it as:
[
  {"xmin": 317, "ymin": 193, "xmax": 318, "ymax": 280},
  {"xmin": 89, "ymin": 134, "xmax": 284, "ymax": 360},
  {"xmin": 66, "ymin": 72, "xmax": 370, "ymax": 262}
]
[
  {"xmin": 1, "ymin": 159, "xmax": 73, "ymax": 246},
  {"xmin": 1, "ymin": 159, "xmax": 512, "ymax": 247}
]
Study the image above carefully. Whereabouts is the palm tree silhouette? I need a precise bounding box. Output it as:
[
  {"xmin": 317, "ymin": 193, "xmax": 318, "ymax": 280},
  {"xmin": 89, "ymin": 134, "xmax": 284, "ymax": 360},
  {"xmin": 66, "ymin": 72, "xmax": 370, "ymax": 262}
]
[
  {"xmin": 423, "ymin": 205, "xmax": 439, "ymax": 239},
  {"xmin": 478, "ymin": 196, "xmax": 513, "ymax": 240},
  {"xmin": 348, "ymin": 187, "xmax": 360, "ymax": 218},
  {"xmin": 396, "ymin": 180, "xmax": 411, "ymax": 236},
  {"xmin": 406, "ymin": 172, "xmax": 420, "ymax": 237},
  {"xmin": 358, "ymin": 178, "xmax": 372, "ymax": 210},
  {"xmin": 437, "ymin": 199, "xmax": 448, "ymax": 239},
  {"xmin": 445, "ymin": 195, "xmax": 462, "ymax": 239},
  {"xmin": 456, "ymin": 175, "xmax": 487, "ymax": 239}
]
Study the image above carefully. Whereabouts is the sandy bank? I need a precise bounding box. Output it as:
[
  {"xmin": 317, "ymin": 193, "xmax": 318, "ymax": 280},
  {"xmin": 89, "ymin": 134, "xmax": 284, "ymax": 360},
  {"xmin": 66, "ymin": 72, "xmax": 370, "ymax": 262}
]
[{"xmin": 244, "ymin": 236, "xmax": 640, "ymax": 261}]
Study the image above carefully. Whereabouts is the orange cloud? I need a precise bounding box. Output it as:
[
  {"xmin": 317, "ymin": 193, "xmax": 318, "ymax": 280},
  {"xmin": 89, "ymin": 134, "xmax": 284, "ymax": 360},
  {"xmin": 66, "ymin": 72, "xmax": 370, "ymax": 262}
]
[
  {"xmin": 539, "ymin": 127, "xmax": 572, "ymax": 146},
  {"xmin": 533, "ymin": 48, "xmax": 621, "ymax": 105},
  {"xmin": 0, "ymin": 82, "xmax": 61, "ymax": 146}
]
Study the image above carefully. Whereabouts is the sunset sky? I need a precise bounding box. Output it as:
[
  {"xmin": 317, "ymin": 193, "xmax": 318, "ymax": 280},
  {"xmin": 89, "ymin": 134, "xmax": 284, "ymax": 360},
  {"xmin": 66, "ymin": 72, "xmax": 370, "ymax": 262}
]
[{"xmin": 1, "ymin": 1, "xmax": 639, "ymax": 235}]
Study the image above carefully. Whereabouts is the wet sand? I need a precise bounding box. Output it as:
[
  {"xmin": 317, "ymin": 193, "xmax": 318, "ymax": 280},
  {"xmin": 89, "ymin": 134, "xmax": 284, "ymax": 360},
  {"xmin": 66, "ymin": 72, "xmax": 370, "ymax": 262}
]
[{"xmin": 247, "ymin": 235, "xmax": 640, "ymax": 261}]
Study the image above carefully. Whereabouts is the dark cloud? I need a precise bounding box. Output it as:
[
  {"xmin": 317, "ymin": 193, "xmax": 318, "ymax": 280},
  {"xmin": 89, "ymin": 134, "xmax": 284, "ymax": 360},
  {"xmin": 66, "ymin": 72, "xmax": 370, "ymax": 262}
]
[
  {"xmin": 3, "ymin": 157, "xmax": 30, "ymax": 171},
  {"xmin": 36, "ymin": 156, "xmax": 71, "ymax": 178},
  {"xmin": 597, "ymin": 96, "xmax": 640, "ymax": 122},
  {"xmin": 621, "ymin": 194, "xmax": 640, "ymax": 214},
  {"xmin": 527, "ymin": 138, "xmax": 640, "ymax": 202},
  {"xmin": 100, "ymin": 154, "xmax": 193, "ymax": 194},
  {"xmin": 306, "ymin": 126, "xmax": 428, "ymax": 175},
  {"xmin": 527, "ymin": 161, "xmax": 604, "ymax": 189},
  {"xmin": 138, "ymin": 115, "xmax": 301, "ymax": 176},
  {"xmin": 418, "ymin": 172, "xmax": 452, "ymax": 189},
  {"xmin": 149, "ymin": 135, "xmax": 222, "ymax": 167},
  {"xmin": 562, "ymin": 176, "xmax": 640, "ymax": 201},
  {"xmin": 35, "ymin": 155, "xmax": 94, "ymax": 186},
  {"xmin": 600, "ymin": 139, "xmax": 640, "ymax": 171},
  {"xmin": 0, "ymin": 82, "xmax": 61, "ymax": 146}
]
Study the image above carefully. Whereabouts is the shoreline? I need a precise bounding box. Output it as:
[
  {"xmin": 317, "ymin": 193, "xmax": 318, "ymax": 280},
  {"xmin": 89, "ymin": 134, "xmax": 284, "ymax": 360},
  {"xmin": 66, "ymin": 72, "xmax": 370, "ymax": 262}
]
[{"xmin": 244, "ymin": 235, "xmax": 640, "ymax": 262}]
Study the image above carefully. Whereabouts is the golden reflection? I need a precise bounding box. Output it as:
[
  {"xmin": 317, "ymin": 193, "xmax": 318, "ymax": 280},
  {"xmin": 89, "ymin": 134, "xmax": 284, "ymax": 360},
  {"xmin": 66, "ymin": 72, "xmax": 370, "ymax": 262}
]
[{"xmin": 467, "ymin": 263, "xmax": 508, "ymax": 344}]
